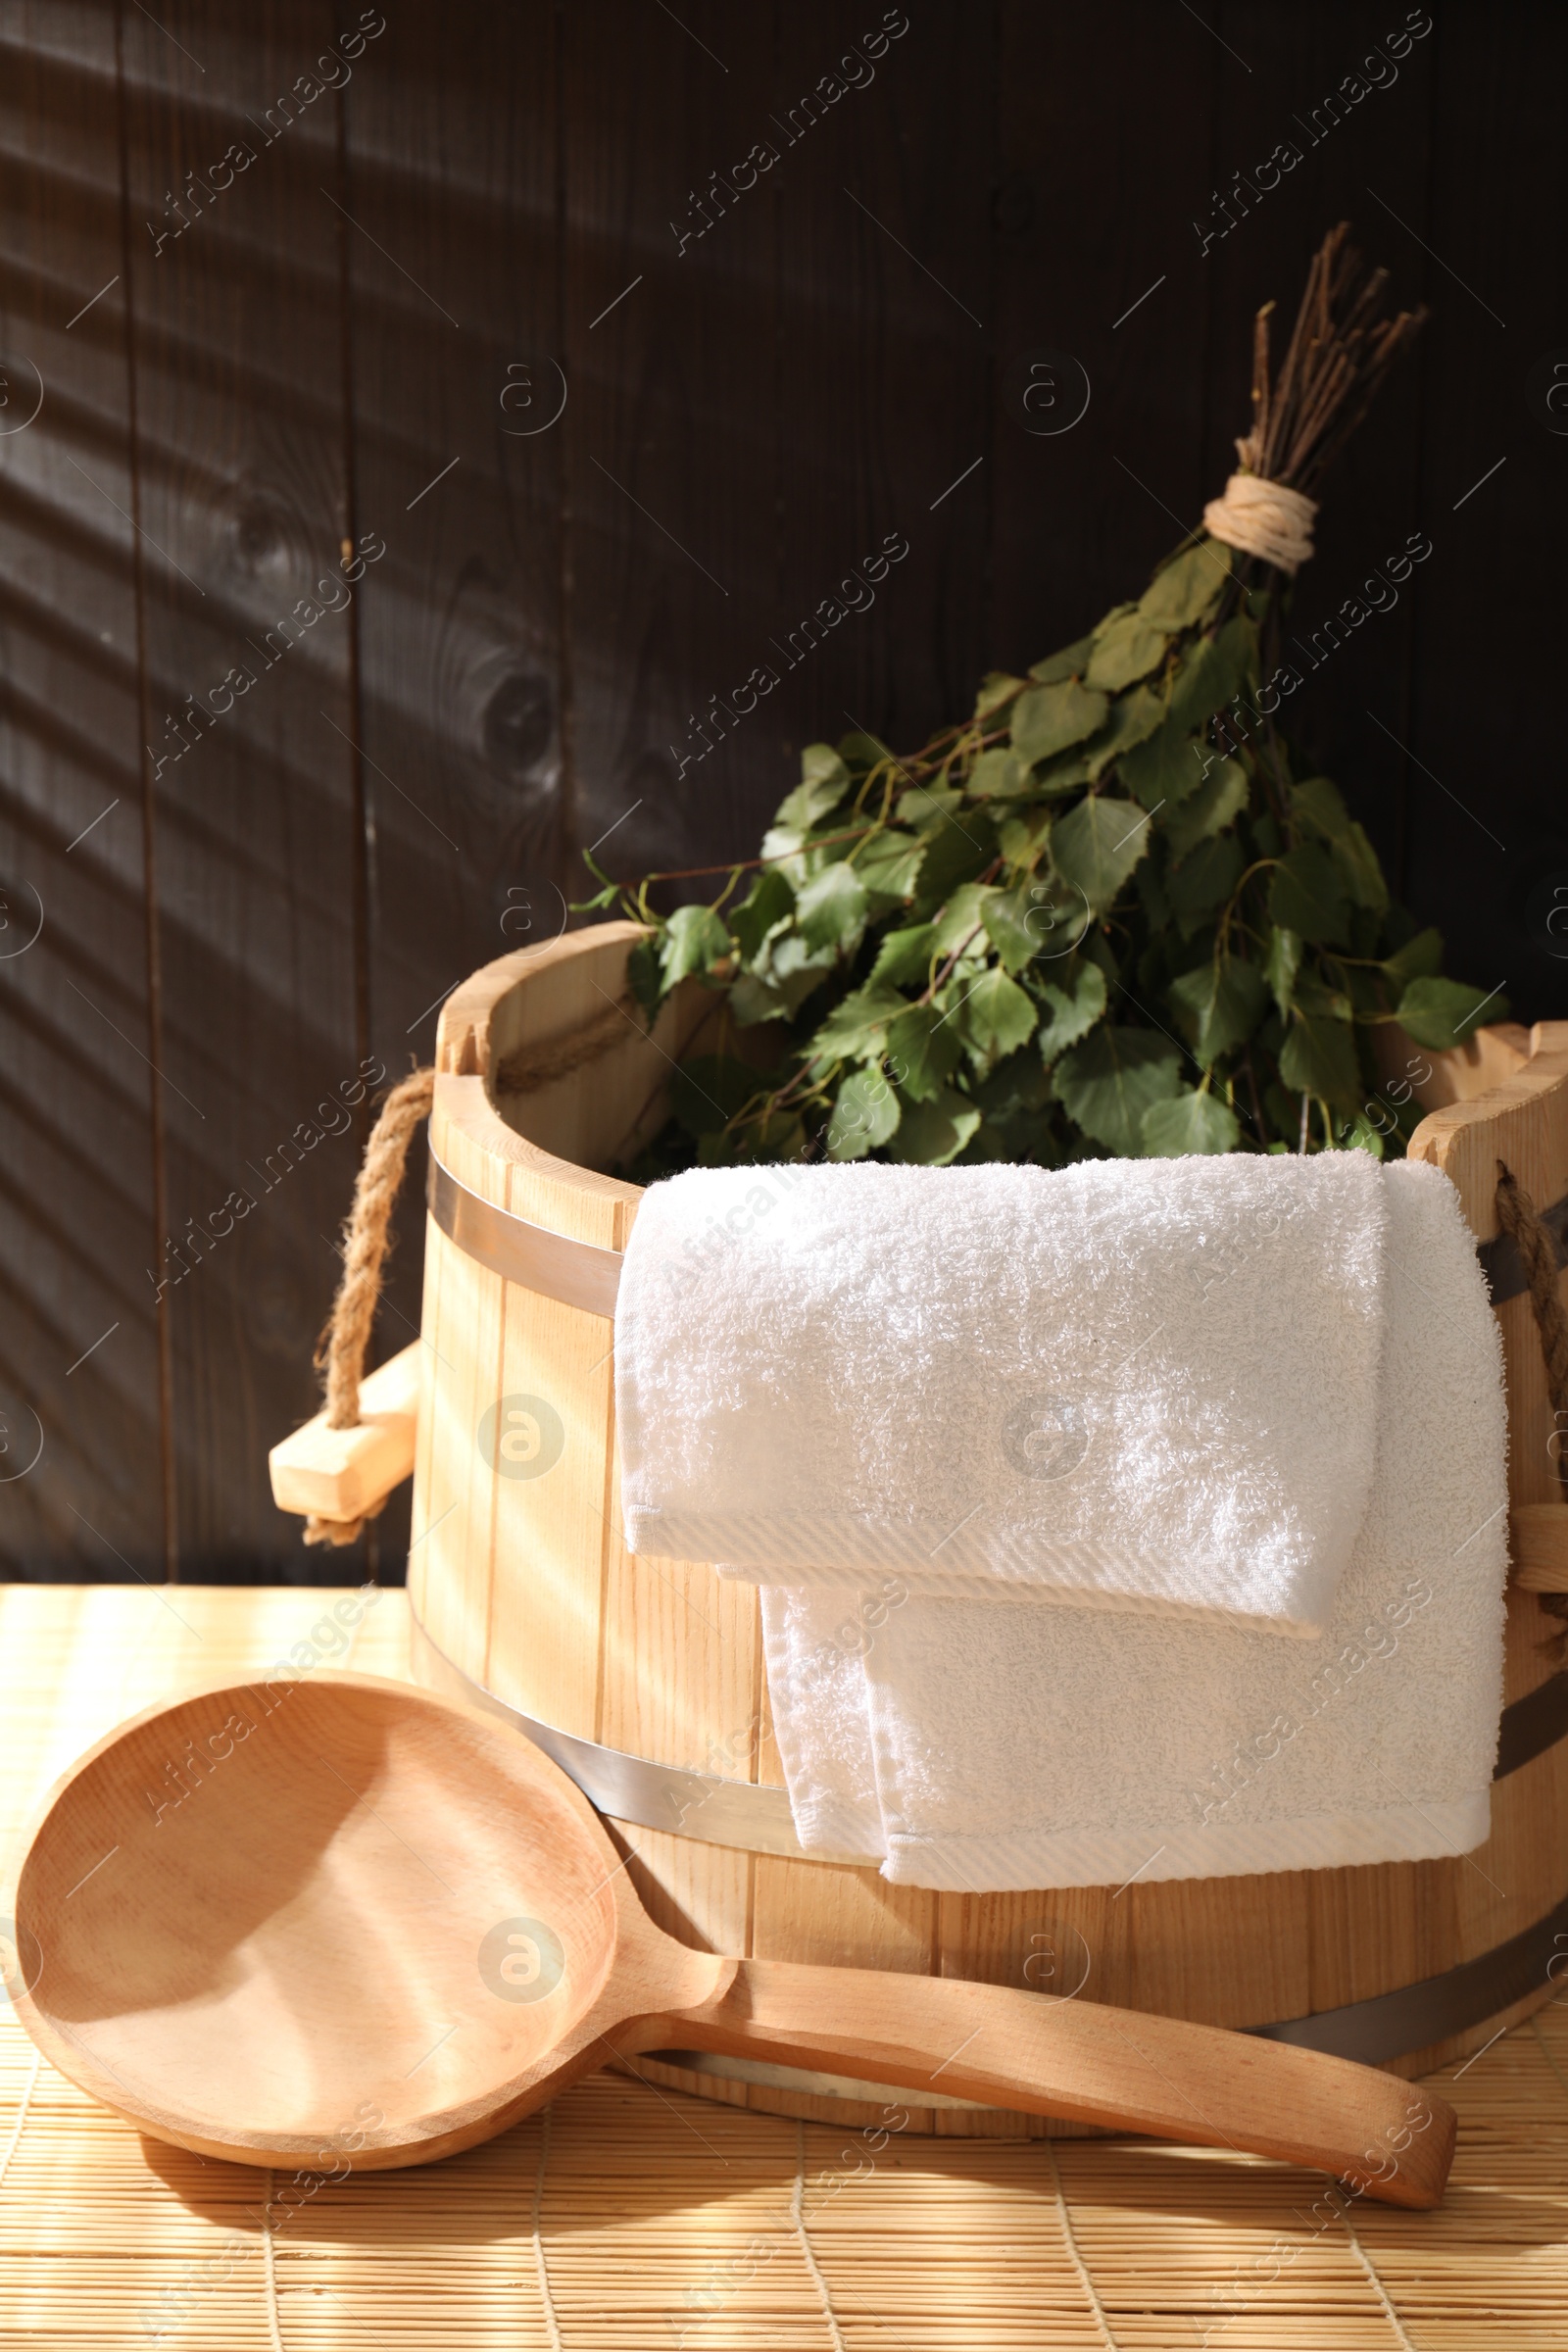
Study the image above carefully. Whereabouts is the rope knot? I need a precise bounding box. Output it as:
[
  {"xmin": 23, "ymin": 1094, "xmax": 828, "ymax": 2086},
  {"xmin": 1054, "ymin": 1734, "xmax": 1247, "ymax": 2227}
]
[{"xmin": 1201, "ymin": 466, "xmax": 1318, "ymax": 575}]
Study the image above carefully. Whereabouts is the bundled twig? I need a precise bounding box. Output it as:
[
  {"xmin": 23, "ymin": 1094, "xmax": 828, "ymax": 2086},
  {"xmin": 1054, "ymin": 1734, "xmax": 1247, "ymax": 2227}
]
[
  {"xmin": 586, "ymin": 226, "xmax": 1494, "ymax": 1181},
  {"xmin": 1243, "ymin": 221, "xmax": 1428, "ymax": 491}
]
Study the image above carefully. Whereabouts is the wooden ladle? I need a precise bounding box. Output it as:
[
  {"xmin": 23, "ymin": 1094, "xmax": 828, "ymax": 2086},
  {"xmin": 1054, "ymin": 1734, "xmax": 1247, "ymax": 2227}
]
[{"xmin": 10, "ymin": 1673, "xmax": 1453, "ymax": 2205}]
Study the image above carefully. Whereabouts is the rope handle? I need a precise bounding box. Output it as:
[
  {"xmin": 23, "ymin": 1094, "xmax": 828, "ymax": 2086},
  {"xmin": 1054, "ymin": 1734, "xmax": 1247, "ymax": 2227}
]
[
  {"xmin": 304, "ymin": 1068, "xmax": 435, "ymax": 1546},
  {"xmin": 300, "ymin": 992, "xmax": 643, "ymax": 1546}
]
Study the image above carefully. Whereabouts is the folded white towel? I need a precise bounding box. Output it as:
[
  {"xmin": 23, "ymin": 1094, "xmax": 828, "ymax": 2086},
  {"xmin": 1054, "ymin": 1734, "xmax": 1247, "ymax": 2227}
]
[
  {"xmin": 617, "ymin": 1152, "xmax": 1389, "ymax": 1636},
  {"xmin": 762, "ymin": 1159, "xmax": 1508, "ymax": 1889}
]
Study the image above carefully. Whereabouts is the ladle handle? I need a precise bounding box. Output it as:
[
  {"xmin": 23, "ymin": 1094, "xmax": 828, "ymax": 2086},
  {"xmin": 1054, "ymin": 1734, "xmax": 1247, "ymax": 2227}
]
[{"xmin": 661, "ymin": 1958, "xmax": 1454, "ymax": 2209}]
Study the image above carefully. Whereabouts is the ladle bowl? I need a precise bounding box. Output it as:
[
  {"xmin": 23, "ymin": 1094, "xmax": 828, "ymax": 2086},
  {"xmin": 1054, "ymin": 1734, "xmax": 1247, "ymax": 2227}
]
[{"xmin": 8, "ymin": 1674, "xmax": 1454, "ymax": 2204}]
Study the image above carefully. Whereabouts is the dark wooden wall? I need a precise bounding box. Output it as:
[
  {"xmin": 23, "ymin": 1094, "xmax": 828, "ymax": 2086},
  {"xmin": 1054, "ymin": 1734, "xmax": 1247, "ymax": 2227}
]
[{"xmin": 0, "ymin": 0, "xmax": 1559, "ymax": 1585}]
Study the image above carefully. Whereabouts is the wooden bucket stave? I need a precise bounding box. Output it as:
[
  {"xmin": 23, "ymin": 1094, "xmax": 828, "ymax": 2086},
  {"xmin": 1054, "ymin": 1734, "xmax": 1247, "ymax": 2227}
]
[{"xmin": 345, "ymin": 922, "xmax": 1568, "ymax": 2133}]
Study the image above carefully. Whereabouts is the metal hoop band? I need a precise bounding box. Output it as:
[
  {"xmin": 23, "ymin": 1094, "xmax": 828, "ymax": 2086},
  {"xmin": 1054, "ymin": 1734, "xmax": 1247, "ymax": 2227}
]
[
  {"xmin": 426, "ymin": 1143, "xmax": 622, "ymax": 1317},
  {"xmin": 408, "ymin": 1602, "xmax": 1568, "ymax": 2069}
]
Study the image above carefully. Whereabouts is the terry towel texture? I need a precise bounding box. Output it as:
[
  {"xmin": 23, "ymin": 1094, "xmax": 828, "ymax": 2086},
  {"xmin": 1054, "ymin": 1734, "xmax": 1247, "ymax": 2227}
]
[
  {"xmin": 759, "ymin": 1158, "xmax": 1509, "ymax": 1888},
  {"xmin": 616, "ymin": 1151, "xmax": 1390, "ymax": 1636}
]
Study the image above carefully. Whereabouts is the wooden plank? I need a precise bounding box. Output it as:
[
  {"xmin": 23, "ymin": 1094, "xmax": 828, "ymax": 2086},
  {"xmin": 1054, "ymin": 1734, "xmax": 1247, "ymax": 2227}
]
[
  {"xmin": 119, "ymin": 1, "xmax": 367, "ymax": 1577},
  {"xmin": 1402, "ymin": 2, "xmax": 1563, "ymax": 1016},
  {"xmin": 770, "ymin": 6, "xmax": 994, "ymax": 778},
  {"xmin": 558, "ymin": 4, "xmax": 781, "ymax": 882},
  {"xmin": 409, "ymin": 1171, "xmax": 504, "ymax": 1681},
  {"xmin": 1510, "ymin": 1503, "xmax": 1568, "ymax": 1592},
  {"xmin": 268, "ymin": 1336, "xmax": 418, "ymax": 1521},
  {"xmin": 483, "ymin": 1276, "xmax": 612, "ymax": 1741},
  {"xmin": 0, "ymin": 3, "xmax": 166, "ymax": 1579},
  {"xmin": 991, "ymin": 0, "xmax": 1216, "ymax": 682},
  {"xmin": 338, "ymin": 0, "xmax": 568, "ymax": 1553}
]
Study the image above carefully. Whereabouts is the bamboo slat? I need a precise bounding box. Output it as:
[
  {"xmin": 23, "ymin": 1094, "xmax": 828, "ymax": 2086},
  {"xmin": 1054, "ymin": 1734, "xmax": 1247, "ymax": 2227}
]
[{"xmin": 0, "ymin": 1587, "xmax": 1562, "ymax": 2349}]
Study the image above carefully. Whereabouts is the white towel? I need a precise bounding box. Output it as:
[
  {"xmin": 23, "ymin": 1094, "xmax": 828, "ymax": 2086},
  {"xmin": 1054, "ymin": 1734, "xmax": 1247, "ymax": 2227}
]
[
  {"xmin": 616, "ymin": 1152, "xmax": 1389, "ymax": 1636},
  {"xmin": 761, "ymin": 1159, "xmax": 1509, "ymax": 1889}
]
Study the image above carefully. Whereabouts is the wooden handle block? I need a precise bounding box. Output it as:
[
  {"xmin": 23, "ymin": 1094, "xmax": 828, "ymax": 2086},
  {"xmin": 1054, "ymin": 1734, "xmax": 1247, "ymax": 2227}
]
[
  {"xmin": 269, "ymin": 1342, "xmax": 421, "ymax": 1522},
  {"xmin": 1511, "ymin": 1503, "xmax": 1568, "ymax": 1592},
  {"xmin": 674, "ymin": 1958, "xmax": 1455, "ymax": 2209}
]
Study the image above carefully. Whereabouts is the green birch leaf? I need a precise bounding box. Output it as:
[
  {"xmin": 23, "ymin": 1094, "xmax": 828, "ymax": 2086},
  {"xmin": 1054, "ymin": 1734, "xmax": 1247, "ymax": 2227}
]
[
  {"xmin": 759, "ymin": 824, "xmax": 806, "ymax": 878},
  {"xmin": 1162, "ymin": 756, "xmax": 1250, "ymax": 857},
  {"xmin": 974, "ymin": 671, "xmax": 1029, "ymax": 721},
  {"xmin": 1029, "ymin": 633, "xmax": 1096, "ymax": 685},
  {"xmin": 1138, "ymin": 537, "xmax": 1232, "ymax": 630},
  {"xmin": 1167, "ymin": 957, "xmax": 1267, "ymax": 1066},
  {"xmin": 837, "ymin": 730, "xmax": 889, "ymax": 772},
  {"xmin": 627, "ymin": 934, "xmax": 662, "ymax": 1017},
  {"xmin": 1141, "ymin": 1089, "xmax": 1241, "ymax": 1155},
  {"xmin": 1053, "ymin": 1027, "xmax": 1183, "ymax": 1153},
  {"xmin": 1167, "ymin": 831, "xmax": 1244, "ymax": 929},
  {"xmin": 795, "ymin": 859, "xmax": 868, "ymax": 955},
  {"xmin": 930, "ymin": 881, "xmax": 994, "ymax": 958},
  {"xmin": 897, "ymin": 782, "xmax": 965, "ymax": 833},
  {"xmin": 1010, "ymin": 678, "xmax": 1108, "ymax": 763},
  {"xmin": 730, "ymin": 868, "xmax": 795, "ymax": 959},
  {"xmin": 972, "ymin": 1046, "xmax": 1054, "ymax": 1119},
  {"xmin": 776, "ymin": 743, "xmax": 852, "ymax": 829},
  {"xmin": 1279, "ymin": 1012, "xmax": 1361, "ymax": 1109},
  {"xmin": 950, "ymin": 966, "xmax": 1038, "ymax": 1075},
  {"xmin": 997, "ymin": 807, "xmax": 1052, "ymax": 864},
  {"xmin": 1119, "ymin": 721, "xmax": 1209, "ymax": 812},
  {"xmin": 1086, "ymin": 611, "xmax": 1169, "ymax": 693},
  {"xmin": 889, "ymin": 1086, "xmax": 982, "ymax": 1165},
  {"xmin": 1337, "ymin": 1114, "xmax": 1387, "ymax": 1158},
  {"xmin": 766, "ymin": 932, "xmax": 837, "ymax": 985},
  {"xmin": 1396, "ymin": 976, "xmax": 1508, "ymax": 1051},
  {"xmin": 807, "ymin": 984, "xmax": 906, "ymax": 1059},
  {"xmin": 869, "ymin": 921, "xmax": 937, "ymax": 989},
  {"xmin": 1293, "ymin": 970, "xmax": 1354, "ymax": 1022},
  {"xmin": 983, "ymin": 881, "xmax": 1060, "ymax": 974},
  {"xmin": 826, "ymin": 1067, "xmax": 902, "ymax": 1159},
  {"xmin": 1168, "ymin": 616, "xmax": 1254, "ymax": 735},
  {"xmin": 728, "ymin": 970, "xmax": 800, "ymax": 1025},
  {"xmin": 1291, "ymin": 775, "xmax": 1350, "ymax": 837},
  {"xmin": 854, "ymin": 828, "xmax": 924, "ymax": 901},
  {"xmin": 660, "ymin": 903, "xmax": 733, "ymax": 986},
  {"xmin": 968, "ymin": 747, "xmax": 1031, "ymax": 799},
  {"xmin": 1329, "ymin": 820, "xmax": 1390, "ymax": 916},
  {"xmin": 1264, "ymin": 925, "xmax": 1301, "ymax": 1018},
  {"xmin": 1085, "ymin": 684, "xmax": 1165, "ymax": 779},
  {"xmin": 1029, "ymin": 747, "xmax": 1096, "ymax": 798},
  {"xmin": 1381, "ymin": 925, "xmax": 1444, "ymax": 990},
  {"xmin": 884, "ymin": 1003, "xmax": 961, "ymax": 1102},
  {"xmin": 1051, "ymin": 795, "xmax": 1152, "ymax": 911},
  {"xmin": 1268, "ymin": 843, "xmax": 1350, "ymax": 947},
  {"xmin": 912, "ymin": 809, "xmax": 997, "ymax": 911},
  {"xmin": 1135, "ymin": 855, "xmax": 1171, "ymax": 931},
  {"xmin": 1035, "ymin": 958, "xmax": 1108, "ymax": 1063}
]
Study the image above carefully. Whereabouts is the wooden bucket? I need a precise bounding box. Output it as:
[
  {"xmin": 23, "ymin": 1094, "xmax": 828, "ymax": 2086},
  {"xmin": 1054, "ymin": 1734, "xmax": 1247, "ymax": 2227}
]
[{"xmin": 280, "ymin": 921, "xmax": 1568, "ymax": 2134}]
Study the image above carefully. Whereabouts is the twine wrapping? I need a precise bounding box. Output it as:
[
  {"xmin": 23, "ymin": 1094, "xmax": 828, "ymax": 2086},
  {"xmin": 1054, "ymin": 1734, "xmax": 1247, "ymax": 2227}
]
[{"xmin": 1202, "ymin": 465, "xmax": 1318, "ymax": 575}]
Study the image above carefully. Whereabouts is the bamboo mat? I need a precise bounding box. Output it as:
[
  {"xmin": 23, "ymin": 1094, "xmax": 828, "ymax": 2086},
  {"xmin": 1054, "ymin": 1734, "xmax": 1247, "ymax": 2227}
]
[{"xmin": 0, "ymin": 1586, "xmax": 1564, "ymax": 2349}]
